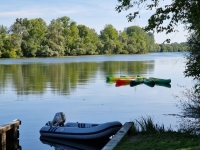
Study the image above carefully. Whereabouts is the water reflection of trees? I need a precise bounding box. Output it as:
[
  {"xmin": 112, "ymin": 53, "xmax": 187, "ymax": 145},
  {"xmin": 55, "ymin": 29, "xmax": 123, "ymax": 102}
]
[
  {"xmin": 101, "ymin": 61, "xmax": 154, "ymax": 76},
  {"xmin": 0, "ymin": 61, "xmax": 154, "ymax": 95}
]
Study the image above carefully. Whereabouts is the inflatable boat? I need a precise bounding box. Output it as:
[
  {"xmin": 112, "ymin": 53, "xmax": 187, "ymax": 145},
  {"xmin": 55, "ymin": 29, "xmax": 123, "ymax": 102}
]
[{"xmin": 40, "ymin": 112, "xmax": 122, "ymax": 140}]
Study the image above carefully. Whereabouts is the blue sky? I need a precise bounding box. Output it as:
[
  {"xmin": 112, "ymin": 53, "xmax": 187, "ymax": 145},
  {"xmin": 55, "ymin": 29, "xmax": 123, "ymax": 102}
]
[{"xmin": 0, "ymin": 0, "xmax": 188, "ymax": 44}]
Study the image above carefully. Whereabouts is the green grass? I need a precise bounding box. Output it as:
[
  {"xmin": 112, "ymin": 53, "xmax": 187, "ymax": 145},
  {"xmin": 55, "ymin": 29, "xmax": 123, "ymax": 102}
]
[{"xmin": 114, "ymin": 116, "xmax": 200, "ymax": 150}]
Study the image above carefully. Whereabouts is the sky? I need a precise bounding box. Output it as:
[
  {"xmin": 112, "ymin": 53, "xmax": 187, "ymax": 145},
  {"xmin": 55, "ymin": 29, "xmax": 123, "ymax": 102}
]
[{"xmin": 0, "ymin": 0, "xmax": 188, "ymax": 44}]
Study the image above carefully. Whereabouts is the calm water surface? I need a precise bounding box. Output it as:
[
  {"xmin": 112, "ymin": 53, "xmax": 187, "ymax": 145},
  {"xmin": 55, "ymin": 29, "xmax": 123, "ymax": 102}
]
[{"xmin": 0, "ymin": 53, "xmax": 194, "ymax": 149}]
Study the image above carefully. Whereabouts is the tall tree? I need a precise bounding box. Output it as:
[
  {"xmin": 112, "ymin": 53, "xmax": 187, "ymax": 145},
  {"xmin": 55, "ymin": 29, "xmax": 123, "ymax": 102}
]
[
  {"xmin": 77, "ymin": 25, "xmax": 99, "ymax": 55},
  {"xmin": 46, "ymin": 18, "xmax": 65, "ymax": 56},
  {"xmin": 68, "ymin": 21, "xmax": 80, "ymax": 56},
  {"xmin": 0, "ymin": 25, "xmax": 22, "ymax": 58},
  {"xmin": 100, "ymin": 24, "xmax": 118, "ymax": 41},
  {"xmin": 100, "ymin": 24, "xmax": 119, "ymax": 54},
  {"xmin": 57, "ymin": 16, "xmax": 72, "ymax": 55},
  {"xmin": 12, "ymin": 18, "xmax": 47, "ymax": 57},
  {"xmin": 118, "ymin": 31, "xmax": 129, "ymax": 54},
  {"xmin": 0, "ymin": 25, "xmax": 7, "ymax": 57},
  {"xmin": 125, "ymin": 26, "xmax": 149, "ymax": 53}
]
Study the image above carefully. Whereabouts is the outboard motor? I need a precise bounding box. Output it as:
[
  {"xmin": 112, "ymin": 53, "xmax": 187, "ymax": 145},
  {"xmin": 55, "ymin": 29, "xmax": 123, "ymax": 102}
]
[{"xmin": 46, "ymin": 112, "xmax": 66, "ymax": 126}]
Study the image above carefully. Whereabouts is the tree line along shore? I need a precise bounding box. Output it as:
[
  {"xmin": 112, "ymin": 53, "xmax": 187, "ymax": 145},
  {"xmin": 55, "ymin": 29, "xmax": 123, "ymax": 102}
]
[{"xmin": 0, "ymin": 16, "xmax": 188, "ymax": 58}]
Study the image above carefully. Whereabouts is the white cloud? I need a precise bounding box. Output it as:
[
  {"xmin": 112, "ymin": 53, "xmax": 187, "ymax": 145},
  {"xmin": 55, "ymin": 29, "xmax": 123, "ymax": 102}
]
[{"xmin": 0, "ymin": 6, "xmax": 90, "ymax": 18}]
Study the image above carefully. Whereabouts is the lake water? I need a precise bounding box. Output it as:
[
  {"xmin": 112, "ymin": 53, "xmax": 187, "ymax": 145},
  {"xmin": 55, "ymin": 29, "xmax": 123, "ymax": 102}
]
[{"xmin": 0, "ymin": 52, "xmax": 194, "ymax": 149}]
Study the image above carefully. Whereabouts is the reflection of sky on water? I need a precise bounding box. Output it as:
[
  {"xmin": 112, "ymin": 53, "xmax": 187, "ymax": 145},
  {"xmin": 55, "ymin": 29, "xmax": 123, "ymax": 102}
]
[
  {"xmin": 0, "ymin": 52, "xmax": 187, "ymax": 64},
  {"xmin": 0, "ymin": 52, "xmax": 193, "ymax": 150}
]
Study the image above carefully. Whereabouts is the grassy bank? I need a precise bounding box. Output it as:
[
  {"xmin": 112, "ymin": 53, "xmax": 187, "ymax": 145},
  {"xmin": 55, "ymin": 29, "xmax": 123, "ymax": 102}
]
[{"xmin": 114, "ymin": 117, "xmax": 200, "ymax": 150}]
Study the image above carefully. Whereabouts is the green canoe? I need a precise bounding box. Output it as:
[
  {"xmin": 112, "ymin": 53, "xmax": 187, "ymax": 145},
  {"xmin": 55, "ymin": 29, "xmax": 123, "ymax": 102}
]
[
  {"xmin": 149, "ymin": 77, "xmax": 171, "ymax": 84},
  {"xmin": 130, "ymin": 78, "xmax": 144, "ymax": 87},
  {"xmin": 143, "ymin": 78, "xmax": 155, "ymax": 87}
]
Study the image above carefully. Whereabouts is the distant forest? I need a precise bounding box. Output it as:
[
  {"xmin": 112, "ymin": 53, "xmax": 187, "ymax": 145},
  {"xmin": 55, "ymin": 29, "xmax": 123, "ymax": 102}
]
[{"xmin": 0, "ymin": 16, "xmax": 188, "ymax": 58}]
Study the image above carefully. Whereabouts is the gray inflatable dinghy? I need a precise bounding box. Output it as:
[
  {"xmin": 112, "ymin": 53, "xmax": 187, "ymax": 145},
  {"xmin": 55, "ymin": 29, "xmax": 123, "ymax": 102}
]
[{"xmin": 40, "ymin": 112, "xmax": 122, "ymax": 140}]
